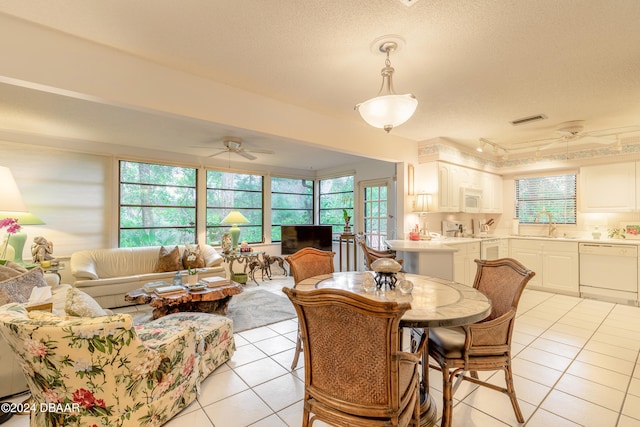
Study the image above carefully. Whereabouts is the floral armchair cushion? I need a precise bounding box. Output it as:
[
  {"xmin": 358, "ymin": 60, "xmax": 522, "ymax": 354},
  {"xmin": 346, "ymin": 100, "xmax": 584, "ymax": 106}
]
[{"xmin": 0, "ymin": 304, "xmax": 202, "ymax": 427}]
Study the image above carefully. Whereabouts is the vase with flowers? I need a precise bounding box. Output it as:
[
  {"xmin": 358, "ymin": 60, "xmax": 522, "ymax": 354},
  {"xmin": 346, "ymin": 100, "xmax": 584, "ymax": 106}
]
[{"xmin": 0, "ymin": 218, "xmax": 21, "ymax": 263}]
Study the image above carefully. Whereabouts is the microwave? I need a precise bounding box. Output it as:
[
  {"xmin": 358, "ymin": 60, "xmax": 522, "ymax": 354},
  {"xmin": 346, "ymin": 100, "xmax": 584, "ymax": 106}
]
[{"xmin": 460, "ymin": 187, "xmax": 483, "ymax": 212}]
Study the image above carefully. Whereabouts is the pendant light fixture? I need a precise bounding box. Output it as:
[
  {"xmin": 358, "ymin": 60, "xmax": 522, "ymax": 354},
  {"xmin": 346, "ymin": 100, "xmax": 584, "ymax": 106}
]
[{"xmin": 355, "ymin": 38, "xmax": 418, "ymax": 133}]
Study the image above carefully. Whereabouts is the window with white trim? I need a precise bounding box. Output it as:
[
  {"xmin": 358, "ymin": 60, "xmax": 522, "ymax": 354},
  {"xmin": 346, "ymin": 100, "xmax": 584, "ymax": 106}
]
[
  {"xmin": 119, "ymin": 160, "xmax": 197, "ymax": 247},
  {"xmin": 515, "ymin": 174, "xmax": 576, "ymax": 224},
  {"xmin": 271, "ymin": 177, "xmax": 314, "ymax": 242},
  {"xmin": 206, "ymin": 170, "xmax": 264, "ymax": 245}
]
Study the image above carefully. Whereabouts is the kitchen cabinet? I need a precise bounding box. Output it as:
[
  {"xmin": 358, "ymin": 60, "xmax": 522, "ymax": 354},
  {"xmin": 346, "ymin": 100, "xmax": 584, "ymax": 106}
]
[
  {"xmin": 509, "ymin": 239, "xmax": 578, "ymax": 294},
  {"xmin": 481, "ymin": 172, "xmax": 503, "ymax": 213},
  {"xmin": 415, "ymin": 161, "xmax": 502, "ymax": 213},
  {"xmin": 580, "ymin": 162, "xmax": 636, "ymax": 212},
  {"xmin": 438, "ymin": 163, "xmax": 460, "ymax": 212},
  {"xmin": 452, "ymin": 241, "xmax": 480, "ymax": 286}
]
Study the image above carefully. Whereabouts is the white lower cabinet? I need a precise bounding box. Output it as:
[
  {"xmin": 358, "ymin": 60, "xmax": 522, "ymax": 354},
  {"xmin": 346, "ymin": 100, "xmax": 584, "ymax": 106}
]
[
  {"xmin": 510, "ymin": 239, "xmax": 579, "ymax": 294},
  {"xmin": 453, "ymin": 242, "xmax": 480, "ymax": 286}
]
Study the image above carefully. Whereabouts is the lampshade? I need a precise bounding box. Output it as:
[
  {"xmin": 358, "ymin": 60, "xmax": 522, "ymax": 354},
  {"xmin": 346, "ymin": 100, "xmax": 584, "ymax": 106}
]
[
  {"xmin": 0, "ymin": 167, "xmax": 44, "ymax": 264},
  {"xmin": 221, "ymin": 211, "xmax": 250, "ymax": 252},
  {"xmin": 355, "ymin": 40, "xmax": 418, "ymax": 133},
  {"xmin": 221, "ymin": 211, "xmax": 250, "ymax": 225},
  {"xmin": 0, "ymin": 166, "xmax": 28, "ymax": 213},
  {"xmin": 413, "ymin": 193, "xmax": 431, "ymax": 213}
]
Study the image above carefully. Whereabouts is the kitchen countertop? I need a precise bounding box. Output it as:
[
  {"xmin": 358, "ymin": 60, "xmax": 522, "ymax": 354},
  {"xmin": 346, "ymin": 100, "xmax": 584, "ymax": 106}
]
[{"xmin": 386, "ymin": 235, "xmax": 640, "ymax": 252}]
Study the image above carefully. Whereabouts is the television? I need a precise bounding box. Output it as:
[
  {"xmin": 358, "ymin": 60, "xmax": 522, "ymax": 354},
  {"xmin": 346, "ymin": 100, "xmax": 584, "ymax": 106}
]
[{"xmin": 281, "ymin": 225, "xmax": 333, "ymax": 255}]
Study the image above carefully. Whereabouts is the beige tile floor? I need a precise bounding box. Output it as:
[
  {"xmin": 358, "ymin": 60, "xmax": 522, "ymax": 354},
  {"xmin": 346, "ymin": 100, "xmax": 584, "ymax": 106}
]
[{"xmin": 5, "ymin": 276, "xmax": 640, "ymax": 426}]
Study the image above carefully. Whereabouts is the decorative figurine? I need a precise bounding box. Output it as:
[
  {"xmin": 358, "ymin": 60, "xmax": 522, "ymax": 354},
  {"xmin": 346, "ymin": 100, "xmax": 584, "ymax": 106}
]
[
  {"xmin": 31, "ymin": 236, "xmax": 54, "ymax": 263},
  {"xmin": 221, "ymin": 232, "xmax": 232, "ymax": 254}
]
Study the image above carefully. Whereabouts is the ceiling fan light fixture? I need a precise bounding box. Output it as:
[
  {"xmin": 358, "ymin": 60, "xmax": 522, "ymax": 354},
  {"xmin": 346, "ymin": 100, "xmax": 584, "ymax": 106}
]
[{"xmin": 355, "ymin": 39, "xmax": 418, "ymax": 133}]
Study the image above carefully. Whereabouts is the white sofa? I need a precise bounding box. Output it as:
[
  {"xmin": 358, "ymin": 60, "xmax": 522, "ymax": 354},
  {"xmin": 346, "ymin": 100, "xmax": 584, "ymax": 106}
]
[{"xmin": 70, "ymin": 245, "xmax": 226, "ymax": 308}]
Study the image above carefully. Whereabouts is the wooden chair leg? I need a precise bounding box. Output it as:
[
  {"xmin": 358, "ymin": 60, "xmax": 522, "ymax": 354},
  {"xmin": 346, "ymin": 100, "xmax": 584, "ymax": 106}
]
[
  {"xmin": 440, "ymin": 366, "xmax": 454, "ymax": 427},
  {"xmin": 505, "ymin": 364, "xmax": 524, "ymax": 423},
  {"xmin": 291, "ymin": 329, "xmax": 303, "ymax": 370}
]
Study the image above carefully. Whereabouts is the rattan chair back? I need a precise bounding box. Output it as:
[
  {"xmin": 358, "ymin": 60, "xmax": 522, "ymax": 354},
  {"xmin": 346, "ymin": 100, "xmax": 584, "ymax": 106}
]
[
  {"xmin": 285, "ymin": 247, "xmax": 335, "ymax": 285},
  {"xmin": 355, "ymin": 233, "xmax": 402, "ymax": 270},
  {"xmin": 283, "ymin": 287, "xmax": 423, "ymax": 426}
]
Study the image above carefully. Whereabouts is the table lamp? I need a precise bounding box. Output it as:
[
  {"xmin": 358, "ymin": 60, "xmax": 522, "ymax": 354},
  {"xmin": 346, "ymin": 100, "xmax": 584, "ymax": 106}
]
[
  {"xmin": 0, "ymin": 166, "xmax": 44, "ymax": 264},
  {"xmin": 221, "ymin": 211, "xmax": 249, "ymax": 251}
]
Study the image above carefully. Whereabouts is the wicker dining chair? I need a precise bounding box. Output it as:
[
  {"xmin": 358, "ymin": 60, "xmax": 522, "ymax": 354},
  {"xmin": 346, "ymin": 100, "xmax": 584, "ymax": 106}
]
[
  {"xmin": 355, "ymin": 233, "xmax": 403, "ymax": 270},
  {"xmin": 284, "ymin": 247, "xmax": 335, "ymax": 369},
  {"xmin": 428, "ymin": 258, "xmax": 535, "ymax": 427},
  {"xmin": 283, "ymin": 287, "xmax": 426, "ymax": 427}
]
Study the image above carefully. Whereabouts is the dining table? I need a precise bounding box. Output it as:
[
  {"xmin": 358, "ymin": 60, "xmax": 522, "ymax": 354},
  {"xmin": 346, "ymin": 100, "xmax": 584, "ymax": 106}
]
[{"xmin": 297, "ymin": 271, "xmax": 492, "ymax": 427}]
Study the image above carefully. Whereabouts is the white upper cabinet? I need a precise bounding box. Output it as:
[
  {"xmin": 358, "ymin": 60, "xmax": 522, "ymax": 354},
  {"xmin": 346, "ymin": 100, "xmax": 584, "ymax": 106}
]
[
  {"xmin": 580, "ymin": 162, "xmax": 636, "ymax": 212},
  {"xmin": 481, "ymin": 172, "xmax": 503, "ymax": 213},
  {"xmin": 438, "ymin": 163, "xmax": 460, "ymax": 212},
  {"xmin": 415, "ymin": 162, "xmax": 502, "ymax": 213}
]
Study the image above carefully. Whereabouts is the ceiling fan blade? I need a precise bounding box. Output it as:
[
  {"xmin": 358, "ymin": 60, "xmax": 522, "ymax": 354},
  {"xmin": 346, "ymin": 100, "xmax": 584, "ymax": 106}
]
[
  {"xmin": 207, "ymin": 150, "xmax": 228, "ymax": 158},
  {"xmin": 237, "ymin": 150, "xmax": 257, "ymax": 160},
  {"xmin": 245, "ymin": 148, "xmax": 275, "ymax": 155},
  {"xmin": 508, "ymin": 136, "xmax": 559, "ymax": 147},
  {"xmin": 579, "ymin": 135, "xmax": 617, "ymax": 145},
  {"xmin": 585, "ymin": 126, "xmax": 640, "ymax": 137}
]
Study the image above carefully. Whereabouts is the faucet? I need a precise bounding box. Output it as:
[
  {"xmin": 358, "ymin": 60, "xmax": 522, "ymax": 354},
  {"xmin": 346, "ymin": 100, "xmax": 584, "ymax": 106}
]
[{"xmin": 534, "ymin": 208, "xmax": 557, "ymax": 237}]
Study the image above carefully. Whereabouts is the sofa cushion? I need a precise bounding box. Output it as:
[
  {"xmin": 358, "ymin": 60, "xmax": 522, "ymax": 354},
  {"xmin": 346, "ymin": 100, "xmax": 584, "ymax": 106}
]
[
  {"xmin": 154, "ymin": 246, "xmax": 182, "ymax": 272},
  {"xmin": 182, "ymin": 243, "xmax": 205, "ymax": 269},
  {"xmin": 65, "ymin": 287, "xmax": 108, "ymax": 317},
  {"xmin": 0, "ymin": 268, "xmax": 48, "ymax": 305}
]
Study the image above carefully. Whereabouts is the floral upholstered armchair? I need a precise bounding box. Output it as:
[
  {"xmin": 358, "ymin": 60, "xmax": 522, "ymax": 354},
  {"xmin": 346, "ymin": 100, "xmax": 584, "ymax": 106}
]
[{"xmin": 0, "ymin": 304, "xmax": 235, "ymax": 427}]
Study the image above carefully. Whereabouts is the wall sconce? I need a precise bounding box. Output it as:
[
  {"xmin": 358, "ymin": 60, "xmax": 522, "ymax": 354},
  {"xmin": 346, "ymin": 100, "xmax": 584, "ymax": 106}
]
[{"xmin": 412, "ymin": 193, "xmax": 431, "ymax": 213}]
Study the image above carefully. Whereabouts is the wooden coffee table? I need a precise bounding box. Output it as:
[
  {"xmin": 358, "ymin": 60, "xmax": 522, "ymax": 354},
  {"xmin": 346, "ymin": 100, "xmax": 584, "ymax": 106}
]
[{"xmin": 124, "ymin": 281, "xmax": 243, "ymax": 320}]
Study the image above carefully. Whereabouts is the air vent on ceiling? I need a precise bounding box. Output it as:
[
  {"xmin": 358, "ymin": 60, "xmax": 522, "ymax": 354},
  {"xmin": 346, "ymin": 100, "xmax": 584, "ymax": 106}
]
[{"xmin": 510, "ymin": 114, "xmax": 547, "ymax": 126}]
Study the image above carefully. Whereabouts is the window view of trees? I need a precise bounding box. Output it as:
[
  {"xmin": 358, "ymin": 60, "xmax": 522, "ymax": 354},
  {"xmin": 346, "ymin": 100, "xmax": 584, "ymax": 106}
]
[
  {"xmin": 515, "ymin": 174, "xmax": 577, "ymax": 224},
  {"xmin": 119, "ymin": 161, "xmax": 355, "ymax": 248},
  {"xmin": 206, "ymin": 170, "xmax": 263, "ymax": 245},
  {"xmin": 319, "ymin": 175, "xmax": 354, "ymax": 238},
  {"xmin": 119, "ymin": 161, "xmax": 196, "ymax": 247},
  {"xmin": 271, "ymin": 177, "xmax": 314, "ymax": 242}
]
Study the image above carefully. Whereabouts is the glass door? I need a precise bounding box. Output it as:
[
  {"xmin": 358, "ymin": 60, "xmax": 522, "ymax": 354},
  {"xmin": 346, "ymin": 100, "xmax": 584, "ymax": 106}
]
[{"xmin": 360, "ymin": 179, "xmax": 392, "ymax": 250}]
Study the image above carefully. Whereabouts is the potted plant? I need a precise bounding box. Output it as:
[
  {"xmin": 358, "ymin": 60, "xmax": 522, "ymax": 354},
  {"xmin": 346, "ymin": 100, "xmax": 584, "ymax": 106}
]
[
  {"xmin": 343, "ymin": 209, "xmax": 352, "ymax": 233},
  {"xmin": 187, "ymin": 266, "xmax": 199, "ymax": 285}
]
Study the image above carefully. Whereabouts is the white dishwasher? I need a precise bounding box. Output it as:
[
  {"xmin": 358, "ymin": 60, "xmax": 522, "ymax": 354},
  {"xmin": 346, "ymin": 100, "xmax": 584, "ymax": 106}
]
[{"xmin": 579, "ymin": 243, "xmax": 638, "ymax": 305}]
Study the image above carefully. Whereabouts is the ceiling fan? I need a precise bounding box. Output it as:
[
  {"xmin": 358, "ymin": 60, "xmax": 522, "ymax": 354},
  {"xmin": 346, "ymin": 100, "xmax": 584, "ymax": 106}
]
[
  {"xmin": 193, "ymin": 137, "xmax": 274, "ymax": 160},
  {"xmin": 508, "ymin": 120, "xmax": 640, "ymax": 150}
]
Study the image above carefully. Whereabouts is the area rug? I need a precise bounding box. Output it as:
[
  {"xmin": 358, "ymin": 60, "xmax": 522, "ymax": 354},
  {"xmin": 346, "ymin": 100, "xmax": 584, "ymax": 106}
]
[{"xmin": 227, "ymin": 289, "xmax": 297, "ymax": 332}]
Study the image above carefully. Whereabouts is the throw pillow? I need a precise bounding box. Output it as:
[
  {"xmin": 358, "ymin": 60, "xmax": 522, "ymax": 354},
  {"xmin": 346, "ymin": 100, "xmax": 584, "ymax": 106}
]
[
  {"xmin": 65, "ymin": 288, "xmax": 108, "ymax": 317},
  {"xmin": 202, "ymin": 245, "xmax": 224, "ymax": 267},
  {"xmin": 4, "ymin": 261, "xmax": 28, "ymax": 273},
  {"xmin": 154, "ymin": 246, "xmax": 182, "ymax": 272},
  {"xmin": 182, "ymin": 243, "xmax": 205, "ymax": 269},
  {"xmin": 0, "ymin": 267, "xmax": 48, "ymax": 306}
]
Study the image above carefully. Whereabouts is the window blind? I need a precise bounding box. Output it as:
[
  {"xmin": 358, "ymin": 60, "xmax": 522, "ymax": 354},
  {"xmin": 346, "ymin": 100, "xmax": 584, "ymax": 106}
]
[{"xmin": 515, "ymin": 174, "xmax": 576, "ymax": 224}]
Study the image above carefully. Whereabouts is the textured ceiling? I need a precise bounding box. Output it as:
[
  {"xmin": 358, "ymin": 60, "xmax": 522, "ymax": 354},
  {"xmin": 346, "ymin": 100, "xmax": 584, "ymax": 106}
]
[{"xmin": 0, "ymin": 0, "xmax": 639, "ymax": 168}]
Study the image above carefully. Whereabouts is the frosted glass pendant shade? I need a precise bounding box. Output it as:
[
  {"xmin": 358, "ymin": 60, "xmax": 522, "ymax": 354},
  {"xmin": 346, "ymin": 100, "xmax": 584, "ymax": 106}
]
[{"xmin": 356, "ymin": 94, "xmax": 418, "ymax": 133}]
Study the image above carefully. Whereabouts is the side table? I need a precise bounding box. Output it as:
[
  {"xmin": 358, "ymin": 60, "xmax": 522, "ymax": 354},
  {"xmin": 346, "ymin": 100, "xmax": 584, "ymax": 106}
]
[
  {"xmin": 339, "ymin": 233, "xmax": 357, "ymax": 271},
  {"xmin": 221, "ymin": 251, "xmax": 265, "ymax": 285}
]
